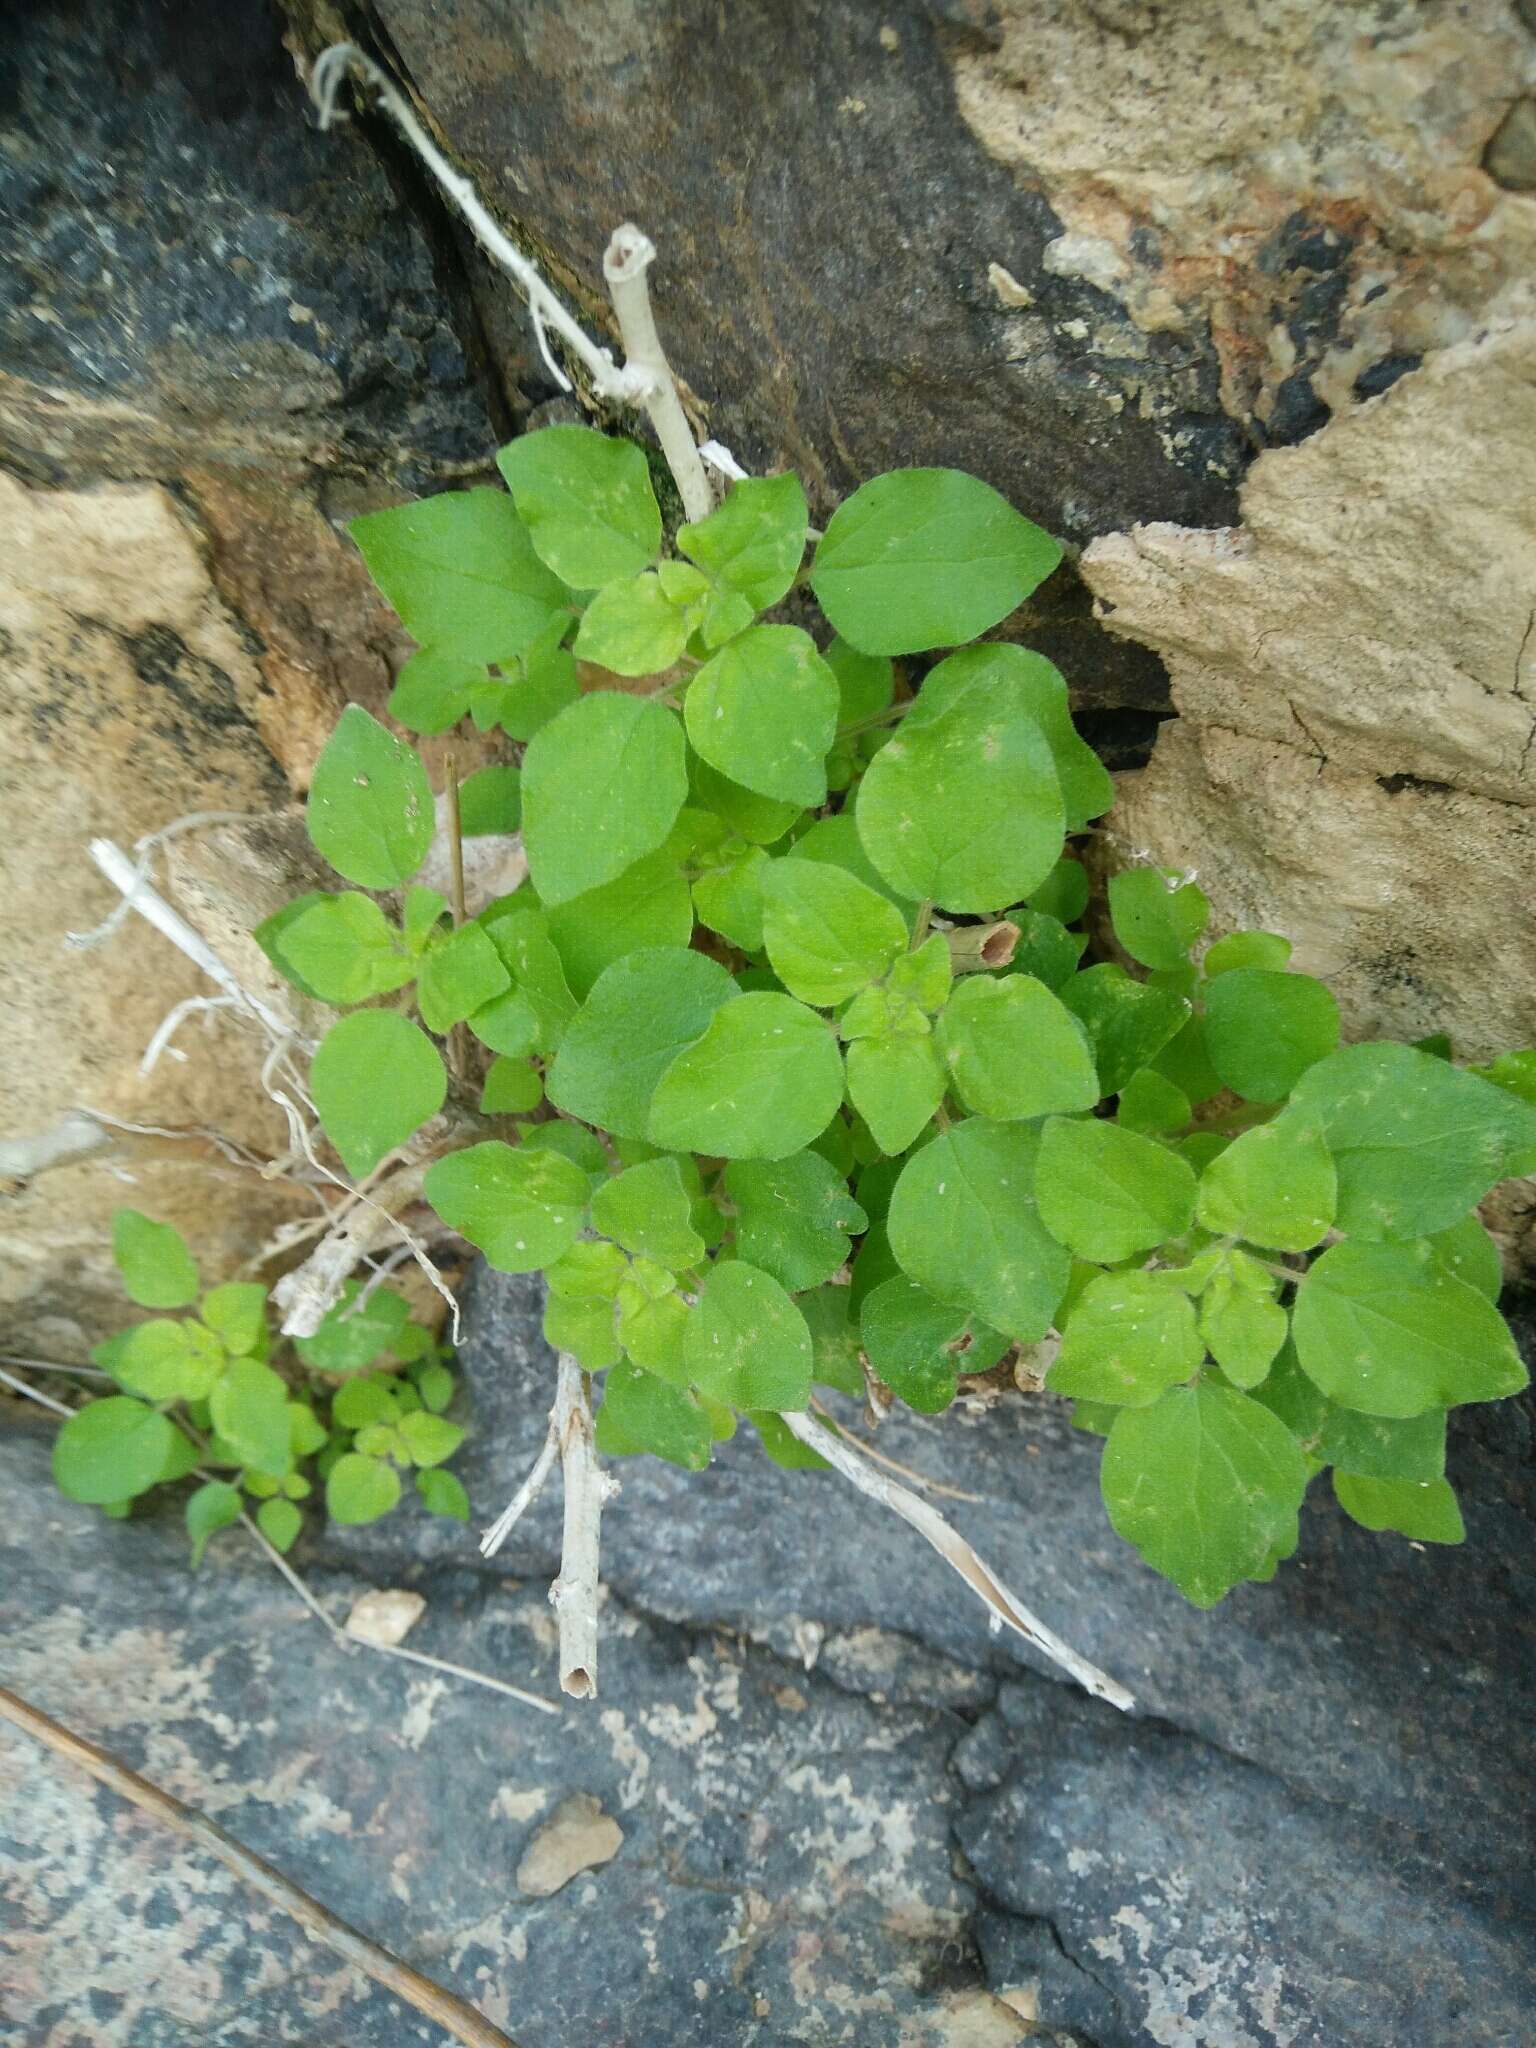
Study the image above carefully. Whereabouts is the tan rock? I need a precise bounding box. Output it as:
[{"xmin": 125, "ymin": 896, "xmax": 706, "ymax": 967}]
[
  {"xmin": 0, "ymin": 475, "xmax": 319, "ymax": 1356},
  {"xmin": 515, "ymin": 1792, "xmax": 623, "ymax": 1898}
]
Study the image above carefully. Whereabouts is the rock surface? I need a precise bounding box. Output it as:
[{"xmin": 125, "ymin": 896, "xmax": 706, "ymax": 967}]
[{"xmin": 5, "ymin": 1267, "xmax": 1533, "ymax": 2046}]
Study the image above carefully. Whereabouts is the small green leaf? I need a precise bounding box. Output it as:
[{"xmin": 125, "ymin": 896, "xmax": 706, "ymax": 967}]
[
  {"xmin": 678, "ymin": 472, "xmax": 808, "ymax": 611},
  {"xmin": 1199, "ymin": 1264, "xmax": 1287, "ymax": 1390},
  {"xmin": 277, "ymin": 893, "xmax": 416, "ymax": 1005},
  {"xmin": 211, "ymin": 1359, "xmax": 292, "ymax": 1480},
  {"xmin": 1292, "ymin": 1240, "xmax": 1526, "ymax": 1416},
  {"xmin": 1202, "ymin": 968, "xmax": 1340, "ymax": 1103},
  {"xmin": 186, "ymin": 1480, "xmax": 243, "ymax": 1566},
  {"xmin": 855, "ymin": 673, "xmax": 1064, "ymax": 913},
  {"xmin": 574, "ymin": 572, "xmax": 692, "ymax": 675},
  {"xmin": 861, "ymin": 1276, "xmax": 968, "ymax": 1413},
  {"xmin": 307, "ymin": 706, "xmax": 435, "ymax": 890},
  {"xmin": 889, "ymin": 934, "xmax": 951, "ymax": 1013},
  {"xmin": 311, "ymin": 1012, "xmax": 446, "ymax": 1177},
  {"xmin": 418, "ymin": 1468, "xmax": 471, "ymax": 1519},
  {"xmin": 332, "ymin": 1376, "xmax": 399, "ymax": 1429},
  {"xmin": 1116, "ymin": 1069, "xmax": 1191, "ymax": 1136},
  {"xmin": 114, "ymin": 1318, "xmax": 223, "ymax": 1403},
  {"xmin": 845, "ymin": 1030, "xmax": 947, "ymax": 1156},
  {"xmin": 294, "ymin": 1282, "xmax": 411, "ymax": 1375},
  {"xmin": 616, "ymin": 1260, "xmax": 691, "ymax": 1380},
  {"xmin": 415, "ymin": 1362, "xmax": 455, "ymax": 1413},
  {"xmin": 1333, "ymin": 1471, "xmax": 1464, "ymax": 1544},
  {"xmin": 596, "ymin": 1363, "xmax": 713, "ymax": 1469},
  {"xmin": 760, "ymin": 858, "xmax": 908, "ymax": 1007},
  {"xmin": 937, "ymin": 976, "xmax": 1098, "ymax": 1121},
  {"xmin": 683, "ymin": 1261, "xmax": 813, "ymax": 1410},
  {"xmin": 417, "ymin": 921, "xmax": 512, "ymax": 1033},
  {"xmin": 726, "ymin": 1151, "xmax": 869, "ymax": 1292},
  {"xmin": 691, "ymin": 839, "xmax": 768, "ymax": 952},
  {"xmin": 1426, "ymin": 1214, "xmax": 1502, "ymax": 1301},
  {"xmin": 592, "ymin": 1157, "xmax": 705, "ymax": 1270},
  {"xmin": 112, "ymin": 1210, "xmax": 198, "ymax": 1310},
  {"xmin": 1468, "ymin": 1048, "xmax": 1536, "ymax": 1114},
  {"xmin": 685, "ymin": 625, "xmax": 839, "ymax": 807},
  {"xmin": 688, "ymin": 754, "xmax": 801, "ymax": 844},
  {"xmin": 1048, "ymin": 1272, "xmax": 1203, "ymax": 1406},
  {"xmin": 1109, "ymin": 867, "xmax": 1210, "ymax": 973},
  {"xmin": 750, "ymin": 1411, "xmax": 829, "ymax": 1469},
  {"xmin": 497, "ymin": 425, "xmax": 661, "ymax": 586},
  {"xmin": 326, "ymin": 1452, "xmax": 402, "ymax": 1525},
  {"xmin": 481, "ymin": 1056, "xmax": 543, "ymax": 1115},
  {"xmin": 648, "ymin": 992, "xmax": 844, "ymax": 1160},
  {"xmin": 396, "ymin": 1409, "xmax": 464, "ymax": 1468},
  {"xmin": 810, "ymin": 469, "xmax": 1061, "ymax": 655},
  {"xmin": 547, "ymin": 849, "xmax": 693, "ymax": 1002},
  {"xmin": 424, "ymin": 1140, "xmax": 588, "ymax": 1273},
  {"xmin": 1317, "ymin": 1405, "xmax": 1446, "ymax": 1483},
  {"xmin": 1194, "ymin": 1112, "xmax": 1337, "ymax": 1252},
  {"xmin": 1101, "ymin": 1382, "xmax": 1309, "ymax": 1605},
  {"xmin": 402, "ymin": 886, "xmax": 447, "ymax": 953},
  {"xmin": 1058, "ymin": 964, "xmax": 1190, "ymax": 1096},
  {"xmin": 548, "ymin": 947, "xmax": 737, "ymax": 1138},
  {"xmin": 255, "ymin": 1496, "xmax": 303, "ymax": 1553},
  {"xmin": 458, "ymin": 764, "xmax": 522, "ymax": 836},
  {"xmin": 494, "ymin": 635, "xmax": 582, "ymax": 742},
  {"xmin": 908, "ymin": 644, "xmax": 1110, "ymax": 829},
  {"xmin": 1027, "ymin": 856, "xmax": 1089, "ymax": 926},
  {"xmin": 793, "ymin": 810, "xmax": 912, "ymax": 909},
  {"xmin": 887, "ymin": 1118, "xmax": 1069, "ymax": 1341},
  {"xmin": 798, "ymin": 1285, "xmax": 866, "ymax": 1395},
  {"xmin": 1035, "ymin": 1117, "xmax": 1197, "ymax": 1264},
  {"xmin": 476, "ymin": 903, "xmax": 577, "ymax": 1055},
  {"xmin": 53, "ymin": 1398, "xmax": 174, "ymax": 1504},
  {"xmin": 1204, "ymin": 930, "xmax": 1292, "ymax": 977},
  {"xmin": 1289, "ymin": 1042, "xmax": 1536, "ymax": 1240},
  {"xmin": 200, "ymin": 1282, "xmax": 269, "ymax": 1358},
  {"xmin": 826, "ymin": 637, "xmax": 894, "ymax": 727},
  {"xmin": 545, "ymin": 1242, "xmax": 627, "ymax": 1369},
  {"xmin": 1008, "ymin": 911, "xmax": 1087, "ymax": 992},
  {"xmin": 522, "ymin": 692, "xmax": 687, "ymax": 906},
  {"xmin": 387, "ymin": 648, "xmax": 484, "ymax": 734},
  {"xmin": 350, "ymin": 487, "xmax": 567, "ymax": 663}
]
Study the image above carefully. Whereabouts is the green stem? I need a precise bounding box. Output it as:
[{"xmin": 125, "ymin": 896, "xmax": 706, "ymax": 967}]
[
  {"xmin": 837, "ymin": 701, "xmax": 910, "ymax": 742},
  {"xmin": 910, "ymin": 901, "xmax": 934, "ymax": 950}
]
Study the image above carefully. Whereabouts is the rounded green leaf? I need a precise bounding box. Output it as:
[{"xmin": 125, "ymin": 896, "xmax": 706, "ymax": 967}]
[
  {"xmin": 1115, "ymin": 1070, "xmax": 1191, "ymax": 1136},
  {"xmin": 481, "ymin": 1055, "xmax": 544, "ymax": 1115},
  {"xmin": 1292, "ymin": 1240, "xmax": 1527, "ymax": 1417},
  {"xmin": 416, "ymin": 921, "xmax": 511, "ymax": 1034},
  {"xmin": 497, "ymin": 425, "xmax": 661, "ymax": 587},
  {"xmin": 1317, "ymin": 1404, "xmax": 1446, "ymax": 1483},
  {"xmin": 596, "ymin": 1363, "xmax": 713, "ymax": 1470},
  {"xmin": 458, "ymin": 764, "xmax": 522, "ymax": 837},
  {"xmin": 591, "ymin": 1157, "xmax": 705, "ymax": 1271},
  {"xmin": 1108, "ymin": 867, "xmax": 1211, "ymax": 973},
  {"xmin": 332, "ymin": 1376, "xmax": 398, "ymax": 1429},
  {"xmin": 1333, "ymin": 1471, "xmax": 1464, "ymax": 1544},
  {"xmin": 418, "ymin": 1468, "xmax": 471, "ymax": 1519},
  {"xmin": 294, "ymin": 1281, "xmax": 410, "ymax": 1375},
  {"xmin": 200, "ymin": 1282, "xmax": 269, "ymax": 1358},
  {"xmin": 547, "ymin": 850, "xmax": 694, "ymax": 1001},
  {"xmin": 255, "ymin": 1495, "xmax": 303, "ymax": 1552},
  {"xmin": 1288, "ymin": 1041, "xmax": 1536, "ymax": 1241},
  {"xmin": 186, "ymin": 1479, "xmax": 243, "ymax": 1566},
  {"xmin": 810, "ymin": 469, "xmax": 1062, "ymax": 655},
  {"xmin": 1204, "ymin": 930, "xmax": 1292, "ymax": 977},
  {"xmin": 937, "ymin": 976, "xmax": 1099, "ymax": 1122},
  {"xmin": 1202, "ymin": 968, "xmax": 1340, "ymax": 1103},
  {"xmin": 1101, "ymin": 1382, "xmax": 1310, "ymax": 1606},
  {"xmin": 908, "ymin": 645, "xmax": 1111, "ymax": 830},
  {"xmin": 1194, "ymin": 1112, "xmax": 1337, "ymax": 1252},
  {"xmin": 887, "ymin": 1118, "xmax": 1069, "ymax": 1342},
  {"xmin": 1027, "ymin": 855, "xmax": 1090, "ymax": 926},
  {"xmin": 860, "ymin": 1276, "xmax": 967, "ymax": 1414},
  {"xmin": 725, "ymin": 1151, "xmax": 869, "ymax": 1293},
  {"xmin": 1035, "ymin": 1117, "xmax": 1197, "ymax": 1264},
  {"xmin": 277, "ymin": 893, "xmax": 417, "ymax": 1006},
  {"xmin": 826, "ymin": 637, "xmax": 894, "ymax": 727},
  {"xmin": 1198, "ymin": 1270, "xmax": 1287, "ymax": 1390},
  {"xmin": 326, "ymin": 1452, "xmax": 402, "ymax": 1526},
  {"xmin": 424, "ymin": 1139, "xmax": 588, "ymax": 1273},
  {"xmin": 310, "ymin": 1012, "xmax": 446, "ymax": 1178},
  {"xmin": 396, "ymin": 1409, "xmax": 464, "ymax": 1468},
  {"xmin": 574, "ymin": 572, "xmax": 692, "ymax": 676},
  {"xmin": 548, "ymin": 947, "xmax": 737, "ymax": 1138},
  {"xmin": 1009, "ymin": 911, "xmax": 1087, "ymax": 992},
  {"xmin": 210, "ymin": 1359, "xmax": 293, "ymax": 1480},
  {"xmin": 111, "ymin": 1209, "xmax": 199, "ymax": 1309},
  {"xmin": 855, "ymin": 676, "xmax": 1064, "ymax": 913},
  {"xmin": 845, "ymin": 1030, "xmax": 948, "ymax": 1157},
  {"xmin": 350, "ymin": 487, "xmax": 566, "ymax": 664},
  {"xmin": 685, "ymin": 625, "xmax": 839, "ymax": 807},
  {"xmin": 683, "ymin": 1261, "xmax": 813, "ymax": 1411},
  {"xmin": 1058, "ymin": 964, "xmax": 1190, "ymax": 1096},
  {"xmin": 678, "ymin": 472, "xmax": 808, "ymax": 611},
  {"xmin": 760, "ymin": 858, "xmax": 908, "ymax": 1007},
  {"xmin": 688, "ymin": 754, "xmax": 801, "ymax": 844},
  {"xmin": 307, "ymin": 706, "xmax": 435, "ymax": 889},
  {"xmin": 648, "ymin": 992, "xmax": 844, "ymax": 1160},
  {"xmin": 522, "ymin": 692, "xmax": 687, "ymax": 906},
  {"xmin": 793, "ymin": 811, "xmax": 913, "ymax": 909},
  {"xmin": 1426, "ymin": 1215, "xmax": 1503, "ymax": 1302},
  {"xmin": 114, "ymin": 1318, "xmax": 223, "ymax": 1404},
  {"xmin": 476, "ymin": 904, "xmax": 577, "ymax": 1055},
  {"xmin": 1049, "ymin": 1271, "xmax": 1203, "ymax": 1407},
  {"xmin": 53, "ymin": 1398, "xmax": 174, "ymax": 1505}
]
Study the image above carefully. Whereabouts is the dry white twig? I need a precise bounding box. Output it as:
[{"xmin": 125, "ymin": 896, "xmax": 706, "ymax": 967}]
[
  {"xmin": 0, "ymin": 1111, "xmax": 114, "ymax": 1190},
  {"xmin": 780, "ymin": 1410, "xmax": 1134, "ymax": 1712},
  {"xmin": 479, "ymin": 1419, "xmax": 561, "ymax": 1560},
  {"xmin": 603, "ymin": 225, "xmax": 713, "ymax": 520},
  {"xmin": 550, "ymin": 1355, "xmax": 618, "ymax": 1699}
]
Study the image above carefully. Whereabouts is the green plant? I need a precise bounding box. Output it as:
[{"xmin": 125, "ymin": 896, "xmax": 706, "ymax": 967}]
[
  {"xmin": 236, "ymin": 425, "xmax": 1533, "ymax": 1616},
  {"xmin": 51, "ymin": 1210, "xmax": 468, "ymax": 1558}
]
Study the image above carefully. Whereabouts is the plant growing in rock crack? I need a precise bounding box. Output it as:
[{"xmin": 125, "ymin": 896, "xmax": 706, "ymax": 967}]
[
  {"xmin": 50, "ymin": 1208, "xmax": 468, "ymax": 1558},
  {"xmin": 46, "ymin": 42, "xmax": 1536, "ymax": 1708}
]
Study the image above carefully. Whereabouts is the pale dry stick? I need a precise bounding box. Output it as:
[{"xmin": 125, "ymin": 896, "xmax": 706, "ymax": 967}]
[
  {"xmin": 0, "ymin": 1685, "xmax": 520, "ymax": 2048},
  {"xmin": 65, "ymin": 809, "xmax": 261, "ymax": 953},
  {"xmin": 779, "ymin": 1409, "xmax": 1135, "ymax": 1712},
  {"xmin": 0, "ymin": 1356, "xmax": 112, "ymax": 1380},
  {"xmin": 0, "ymin": 1366, "xmax": 72, "ymax": 1417},
  {"xmin": 602, "ymin": 225, "xmax": 714, "ymax": 521},
  {"xmin": 807, "ymin": 1396, "xmax": 984, "ymax": 1505},
  {"xmin": 549, "ymin": 1353, "xmax": 619, "ymax": 1699},
  {"xmin": 479, "ymin": 1420, "xmax": 561, "ymax": 1560},
  {"xmin": 0, "ymin": 1110, "xmax": 114, "ymax": 1189},
  {"xmin": 139, "ymin": 993, "xmax": 242, "ymax": 1078}
]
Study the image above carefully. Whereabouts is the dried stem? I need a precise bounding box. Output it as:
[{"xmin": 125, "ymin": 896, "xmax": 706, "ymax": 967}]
[
  {"xmin": 780, "ymin": 1409, "xmax": 1134, "ymax": 1712},
  {"xmin": 0, "ymin": 1685, "xmax": 520, "ymax": 2048},
  {"xmin": 549, "ymin": 1354, "xmax": 619, "ymax": 1699},
  {"xmin": 602, "ymin": 226, "xmax": 714, "ymax": 521}
]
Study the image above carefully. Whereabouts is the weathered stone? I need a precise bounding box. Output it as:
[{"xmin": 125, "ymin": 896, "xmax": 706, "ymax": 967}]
[{"xmin": 1086, "ymin": 286, "xmax": 1536, "ymax": 1064}]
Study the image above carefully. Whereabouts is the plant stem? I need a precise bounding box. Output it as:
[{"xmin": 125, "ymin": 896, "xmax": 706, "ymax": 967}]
[
  {"xmin": 549, "ymin": 1355, "xmax": 618, "ymax": 1699},
  {"xmin": 0, "ymin": 1685, "xmax": 521, "ymax": 2048},
  {"xmin": 837, "ymin": 701, "xmax": 910, "ymax": 741},
  {"xmin": 910, "ymin": 901, "xmax": 934, "ymax": 950},
  {"xmin": 602, "ymin": 226, "xmax": 714, "ymax": 521}
]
